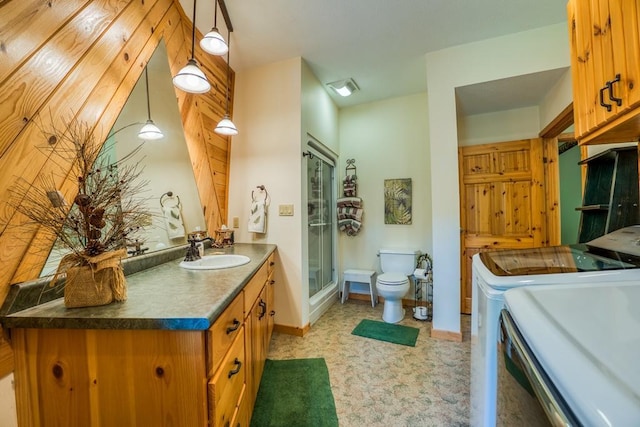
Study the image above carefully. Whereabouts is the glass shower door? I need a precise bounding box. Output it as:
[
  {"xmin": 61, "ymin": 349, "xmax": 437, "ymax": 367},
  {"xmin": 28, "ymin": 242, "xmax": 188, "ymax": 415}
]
[{"xmin": 307, "ymin": 150, "xmax": 335, "ymax": 298}]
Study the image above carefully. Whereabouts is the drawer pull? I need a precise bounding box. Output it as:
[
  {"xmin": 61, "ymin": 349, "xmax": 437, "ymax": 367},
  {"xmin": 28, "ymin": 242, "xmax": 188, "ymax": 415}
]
[
  {"xmin": 600, "ymin": 84, "xmax": 612, "ymax": 111},
  {"xmin": 269, "ymin": 280, "xmax": 275, "ymax": 285},
  {"xmin": 258, "ymin": 300, "xmax": 267, "ymax": 319},
  {"xmin": 228, "ymin": 358, "xmax": 242, "ymax": 378},
  {"xmin": 226, "ymin": 318, "xmax": 241, "ymax": 334},
  {"xmin": 270, "ymin": 261, "xmax": 275, "ymax": 267},
  {"xmin": 608, "ymin": 74, "xmax": 623, "ymax": 106}
]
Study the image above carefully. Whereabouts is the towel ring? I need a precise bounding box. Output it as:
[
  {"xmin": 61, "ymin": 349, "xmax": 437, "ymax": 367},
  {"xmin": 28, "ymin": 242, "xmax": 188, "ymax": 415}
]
[
  {"xmin": 160, "ymin": 191, "xmax": 181, "ymax": 208},
  {"xmin": 251, "ymin": 185, "xmax": 269, "ymax": 203}
]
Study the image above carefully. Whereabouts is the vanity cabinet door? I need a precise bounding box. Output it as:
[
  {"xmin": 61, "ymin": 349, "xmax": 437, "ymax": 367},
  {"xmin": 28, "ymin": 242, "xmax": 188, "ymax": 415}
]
[
  {"xmin": 247, "ymin": 286, "xmax": 268, "ymax": 407},
  {"xmin": 11, "ymin": 328, "xmax": 208, "ymax": 427},
  {"xmin": 266, "ymin": 254, "xmax": 276, "ymax": 343}
]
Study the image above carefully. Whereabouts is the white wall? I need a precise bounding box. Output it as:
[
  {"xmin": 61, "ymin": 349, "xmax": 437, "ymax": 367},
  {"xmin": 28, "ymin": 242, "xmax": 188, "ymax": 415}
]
[
  {"xmin": 229, "ymin": 57, "xmax": 304, "ymax": 329},
  {"xmin": 338, "ymin": 94, "xmax": 431, "ymax": 291},
  {"xmin": 540, "ymin": 68, "xmax": 573, "ymax": 128},
  {"xmin": 457, "ymin": 106, "xmax": 541, "ymax": 146},
  {"xmin": 425, "ymin": 22, "xmax": 570, "ymax": 335},
  {"xmin": 229, "ymin": 57, "xmax": 339, "ymax": 330},
  {"xmin": 301, "ymin": 61, "xmax": 339, "ymax": 155}
]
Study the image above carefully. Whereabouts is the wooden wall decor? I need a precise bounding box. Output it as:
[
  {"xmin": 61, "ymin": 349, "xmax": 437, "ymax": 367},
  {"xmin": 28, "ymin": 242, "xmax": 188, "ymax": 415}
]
[{"xmin": 0, "ymin": 0, "xmax": 234, "ymax": 378}]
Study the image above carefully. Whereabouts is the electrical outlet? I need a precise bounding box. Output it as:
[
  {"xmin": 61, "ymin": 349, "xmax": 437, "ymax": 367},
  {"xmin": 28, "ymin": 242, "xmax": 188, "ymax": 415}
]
[
  {"xmin": 232, "ymin": 216, "xmax": 239, "ymax": 228},
  {"xmin": 279, "ymin": 204, "xmax": 294, "ymax": 216}
]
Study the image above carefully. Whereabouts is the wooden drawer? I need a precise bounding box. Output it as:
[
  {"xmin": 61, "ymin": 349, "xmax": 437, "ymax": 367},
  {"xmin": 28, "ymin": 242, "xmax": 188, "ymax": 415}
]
[
  {"xmin": 209, "ymin": 327, "xmax": 246, "ymax": 427},
  {"xmin": 207, "ymin": 292, "xmax": 244, "ymax": 376},
  {"xmin": 243, "ymin": 260, "xmax": 268, "ymax": 315}
]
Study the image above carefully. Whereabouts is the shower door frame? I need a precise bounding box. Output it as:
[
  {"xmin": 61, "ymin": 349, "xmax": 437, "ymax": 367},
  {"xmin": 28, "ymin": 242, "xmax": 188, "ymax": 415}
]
[{"xmin": 305, "ymin": 138, "xmax": 338, "ymax": 321}]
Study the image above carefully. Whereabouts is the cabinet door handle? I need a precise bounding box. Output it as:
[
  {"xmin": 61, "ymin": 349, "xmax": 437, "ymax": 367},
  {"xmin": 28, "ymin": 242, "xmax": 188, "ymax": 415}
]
[
  {"xmin": 226, "ymin": 318, "xmax": 241, "ymax": 334},
  {"xmin": 269, "ymin": 280, "xmax": 275, "ymax": 285},
  {"xmin": 227, "ymin": 358, "xmax": 242, "ymax": 378},
  {"xmin": 608, "ymin": 74, "xmax": 623, "ymax": 106},
  {"xmin": 258, "ymin": 300, "xmax": 267, "ymax": 319},
  {"xmin": 270, "ymin": 310, "xmax": 276, "ymax": 317},
  {"xmin": 270, "ymin": 261, "xmax": 275, "ymax": 267},
  {"xmin": 600, "ymin": 84, "xmax": 612, "ymax": 111}
]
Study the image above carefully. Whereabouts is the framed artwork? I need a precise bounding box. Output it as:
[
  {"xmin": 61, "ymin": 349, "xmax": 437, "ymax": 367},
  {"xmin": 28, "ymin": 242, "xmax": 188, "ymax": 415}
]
[{"xmin": 384, "ymin": 178, "xmax": 412, "ymax": 224}]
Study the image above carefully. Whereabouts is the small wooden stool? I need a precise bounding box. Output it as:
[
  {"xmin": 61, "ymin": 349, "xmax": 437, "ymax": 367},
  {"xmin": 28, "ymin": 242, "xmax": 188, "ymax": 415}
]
[{"xmin": 342, "ymin": 269, "xmax": 378, "ymax": 307}]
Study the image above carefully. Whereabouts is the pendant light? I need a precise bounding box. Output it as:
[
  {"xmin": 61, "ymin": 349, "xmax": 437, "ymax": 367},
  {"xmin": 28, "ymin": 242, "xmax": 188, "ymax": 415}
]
[
  {"xmin": 138, "ymin": 67, "xmax": 164, "ymax": 140},
  {"xmin": 173, "ymin": 0, "xmax": 211, "ymax": 93},
  {"xmin": 200, "ymin": 0, "xmax": 228, "ymax": 56},
  {"xmin": 215, "ymin": 28, "xmax": 238, "ymax": 136}
]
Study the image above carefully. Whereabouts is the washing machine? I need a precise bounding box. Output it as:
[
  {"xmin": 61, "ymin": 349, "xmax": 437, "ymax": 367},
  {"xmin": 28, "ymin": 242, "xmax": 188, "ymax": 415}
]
[
  {"xmin": 498, "ymin": 281, "xmax": 640, "ymax": 426},
  {"xmin": 470, "ymin": 225, "xmax": 640, "ymax": 427}
]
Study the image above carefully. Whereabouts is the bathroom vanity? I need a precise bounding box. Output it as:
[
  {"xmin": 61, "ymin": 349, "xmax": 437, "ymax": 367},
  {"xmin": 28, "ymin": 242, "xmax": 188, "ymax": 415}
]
[{"xmin": 1, "ymin": 243, "xmax": 276, "ymax": 427}]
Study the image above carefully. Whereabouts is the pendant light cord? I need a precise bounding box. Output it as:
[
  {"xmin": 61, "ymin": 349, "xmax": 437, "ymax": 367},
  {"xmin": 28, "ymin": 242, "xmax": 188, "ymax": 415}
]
[
  {"xmin": 214, "ymin": 0, "xmax": 218, "ymax": 27},
  {"xmin": 225, "ymin": 29, "xmax": 231, "ymax": 113},
  {"xmin": 144, "ymin": 67, "xmax": 152, "ymax": 121},
  {"xmin": 190, "ymin": 0, "xmax": 197, "ymax": 60}
]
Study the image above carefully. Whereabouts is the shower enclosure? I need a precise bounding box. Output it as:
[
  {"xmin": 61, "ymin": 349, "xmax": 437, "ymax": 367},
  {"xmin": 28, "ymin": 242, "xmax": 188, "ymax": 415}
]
[{"xmin": 305, "ymin": 144, "xmax": 336, "ymax": 309}]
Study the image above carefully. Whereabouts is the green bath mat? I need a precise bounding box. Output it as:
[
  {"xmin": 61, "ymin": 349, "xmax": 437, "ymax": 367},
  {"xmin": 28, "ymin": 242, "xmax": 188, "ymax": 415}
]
[
  {"xmin": 250, "ymin": 358, "xmax": 338, "ymax": 427},
  {"xmin": 351, "ymin": 319, "xmax": 419, "ymax": 347}
]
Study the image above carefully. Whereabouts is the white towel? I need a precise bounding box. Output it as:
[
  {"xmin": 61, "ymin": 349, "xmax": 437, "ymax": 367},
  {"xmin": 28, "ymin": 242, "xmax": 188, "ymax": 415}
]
[
  {"xmin": 248, "ymin": 200, "xmax": 266, "ymax": 233},
  {"xmin": 163, "ymin": 205, "xmax": 185, "ymax": 239}
]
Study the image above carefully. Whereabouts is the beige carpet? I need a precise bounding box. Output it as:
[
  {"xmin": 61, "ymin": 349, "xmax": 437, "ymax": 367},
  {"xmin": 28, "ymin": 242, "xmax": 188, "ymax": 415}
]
[{"xmin": 267, "ymin": 301, "xmax": 471, "ymax": 427}]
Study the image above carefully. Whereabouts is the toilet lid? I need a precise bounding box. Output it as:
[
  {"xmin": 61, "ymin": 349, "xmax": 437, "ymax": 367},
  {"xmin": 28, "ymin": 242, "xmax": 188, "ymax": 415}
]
[{"xmin": 377, "ymin": 273, "xmax": 409, "ymax": 285}]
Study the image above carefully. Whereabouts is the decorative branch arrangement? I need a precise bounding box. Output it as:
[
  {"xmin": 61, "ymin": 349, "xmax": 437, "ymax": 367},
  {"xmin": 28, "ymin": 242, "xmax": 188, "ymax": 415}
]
[
  {"xmin": 6, "ymin": 117, "xmax": 152, "ymax": 307},
  {"xmin": 9, "ymin": 119, "xmax": 150, "ymax": 259}
]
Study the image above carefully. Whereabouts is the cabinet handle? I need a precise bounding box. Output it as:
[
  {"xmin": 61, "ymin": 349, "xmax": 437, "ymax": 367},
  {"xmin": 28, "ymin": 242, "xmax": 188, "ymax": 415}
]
[
  {"xmin": 226, "ymin": 318, "xmax": 241, "ymax": 334},
  {"xmin": 270, "ymin": 261, "xmax": 275, "ymax": 267},
  {"xmin": 269, "ymin": 280, "xmax": 275, "ymax": 285},
  {"xmin": 608, "ymin": 74, "xmax": 623, "ymax": 107},
  {"xmin": 270, "ymin": 310, "xmax": 276, "ymax": 317},
  {"xmin": 228, "ymin": 358, "xmax": 242, "ymax": 378},
  {"xmin": 258, "ymin": 300, "xmax": 267, "ymax": 319},
  {"xmin": 600, "ymin": 84, "xmax": 612, "ymax": 111}
]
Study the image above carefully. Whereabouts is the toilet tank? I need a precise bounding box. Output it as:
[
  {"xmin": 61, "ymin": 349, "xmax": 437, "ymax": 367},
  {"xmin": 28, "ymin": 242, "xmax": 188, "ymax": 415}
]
[{"xmin": 379, "ymin": 249, "xmax": 420, "ymax": 275}]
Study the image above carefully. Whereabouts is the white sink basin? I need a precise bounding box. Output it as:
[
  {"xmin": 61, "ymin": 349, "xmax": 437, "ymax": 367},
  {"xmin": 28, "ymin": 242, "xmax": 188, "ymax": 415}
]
[{"xmin": 179, "ymin": 254, "xmax": 250, "ymax": 270}]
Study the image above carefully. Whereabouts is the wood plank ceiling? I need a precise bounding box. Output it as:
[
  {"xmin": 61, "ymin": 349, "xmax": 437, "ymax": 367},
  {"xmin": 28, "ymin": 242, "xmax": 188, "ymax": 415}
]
[{"xmin": 0, "ymin": 0, "xmax": 234, "ymax": 377}]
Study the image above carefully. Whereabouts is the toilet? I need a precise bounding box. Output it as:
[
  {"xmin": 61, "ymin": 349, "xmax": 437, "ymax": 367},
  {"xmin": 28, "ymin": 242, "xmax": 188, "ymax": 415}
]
[{"xmin": 376, "ymin": 249, "xmax": 419, "ymax": 323}]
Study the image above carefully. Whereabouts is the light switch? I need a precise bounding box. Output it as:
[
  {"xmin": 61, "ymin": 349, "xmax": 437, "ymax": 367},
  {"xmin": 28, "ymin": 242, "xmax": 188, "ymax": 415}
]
[
  {"xmin": 279, "ymin": 204, "xmax": 294, "ymax": 216},
  {"xmin": 232, "ymin": 216, "xmax": 239, "ymax": 228}
]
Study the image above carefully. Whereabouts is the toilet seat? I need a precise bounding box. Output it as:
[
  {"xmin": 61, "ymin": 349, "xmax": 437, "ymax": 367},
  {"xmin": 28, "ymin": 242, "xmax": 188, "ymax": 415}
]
[{"xmin": 377, "ymin": 272, "xmax": 409, "ymax": 285}]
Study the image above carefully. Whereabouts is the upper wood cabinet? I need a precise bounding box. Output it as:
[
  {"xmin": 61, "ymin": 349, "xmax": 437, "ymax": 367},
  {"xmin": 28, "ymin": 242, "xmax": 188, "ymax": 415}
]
[{"xmin": 568, "ymin": 0, "xmax": 640, "ymax": 144}]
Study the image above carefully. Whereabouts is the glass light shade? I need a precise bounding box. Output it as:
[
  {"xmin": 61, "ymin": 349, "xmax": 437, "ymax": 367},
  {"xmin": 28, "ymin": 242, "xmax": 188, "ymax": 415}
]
[
  {"xmin": 215, "ymin": 115, "xmax": 238, "ymax": 135},
  {"xmin": 200, "ymin": 28, "xmax": 228, "ymax": 55},
  {"xmin": 172, "ymin": 59, "xmax": 211, "ymax": 93},
  {"xmin": 138, "ymin": 120, "xmax": 164, "ymax": 140}
]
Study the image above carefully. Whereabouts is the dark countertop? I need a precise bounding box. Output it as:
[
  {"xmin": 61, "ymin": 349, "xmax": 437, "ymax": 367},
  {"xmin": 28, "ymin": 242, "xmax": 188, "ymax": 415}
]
[{"xmin": 1, "ymin": 243, "xmax": 276, "ymax": 331}]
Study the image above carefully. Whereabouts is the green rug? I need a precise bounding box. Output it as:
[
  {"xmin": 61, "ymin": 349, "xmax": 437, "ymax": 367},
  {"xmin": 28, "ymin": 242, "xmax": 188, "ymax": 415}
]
[
  {"xmin": 250, "ymin": 358, "xmax": 338, "ymax": 427},
  {"xmin": 351, "ymin": 319, "xmax": 419, "ymax": 347}
]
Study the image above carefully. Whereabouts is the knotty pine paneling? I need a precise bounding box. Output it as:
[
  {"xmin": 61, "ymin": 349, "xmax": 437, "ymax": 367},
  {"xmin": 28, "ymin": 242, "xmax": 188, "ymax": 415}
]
[{"xmin": 0, "ymin": 0, "xmax": 234, "ymax": 378}]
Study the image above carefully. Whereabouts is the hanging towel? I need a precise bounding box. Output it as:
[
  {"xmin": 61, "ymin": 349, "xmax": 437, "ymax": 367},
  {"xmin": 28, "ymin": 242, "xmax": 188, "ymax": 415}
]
[
  {"xmin": 337, "ymin": 197, "xmax": 362, "ymax": 208},
  {"xmin": 337, "ymin": 207, "xmax": 363, "ymax": 222},
  {"xmin": 163, "ymin": 205, "xmax": 186, "ymax": 239},
  {"xmin": 248, "ymin": 199, "xmax": 267, "ymax": 233},
  {"xmin": 343, "ymin": 174, "xmax": 357, "ymax": 197}
]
